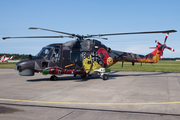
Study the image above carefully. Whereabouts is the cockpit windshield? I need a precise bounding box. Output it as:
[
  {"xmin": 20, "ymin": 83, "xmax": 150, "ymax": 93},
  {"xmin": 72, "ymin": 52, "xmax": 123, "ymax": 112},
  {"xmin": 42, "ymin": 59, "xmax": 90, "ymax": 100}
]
[{"xmin": 36, "ymin": 48, "xmax": 52, "ymax": 57}]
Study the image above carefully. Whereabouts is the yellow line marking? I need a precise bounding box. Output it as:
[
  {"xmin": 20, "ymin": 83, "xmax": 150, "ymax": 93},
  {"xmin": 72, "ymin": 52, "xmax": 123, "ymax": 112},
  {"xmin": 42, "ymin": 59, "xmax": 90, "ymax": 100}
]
[{"xmin": 1, "ymin": 98, "xmax": 180, "ymax": 105}]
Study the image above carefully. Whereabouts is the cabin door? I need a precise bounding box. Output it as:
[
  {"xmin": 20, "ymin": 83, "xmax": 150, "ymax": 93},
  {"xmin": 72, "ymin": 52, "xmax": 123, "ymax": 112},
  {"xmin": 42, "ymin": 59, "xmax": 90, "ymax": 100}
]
[{"xmin": 62, "ymin": 50, "xmax": 75, "ymax": 69}]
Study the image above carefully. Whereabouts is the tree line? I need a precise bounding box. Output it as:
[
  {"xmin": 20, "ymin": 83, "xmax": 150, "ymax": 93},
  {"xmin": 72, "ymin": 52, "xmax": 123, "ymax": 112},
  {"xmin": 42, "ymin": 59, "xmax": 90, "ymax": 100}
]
[
  {"xmin": 161, "ymin": 57, "xmax": 180, "ymax": 60},
  {"xmin": 0, "ymin": 53, "xmax": 179, "ymax": 61}
]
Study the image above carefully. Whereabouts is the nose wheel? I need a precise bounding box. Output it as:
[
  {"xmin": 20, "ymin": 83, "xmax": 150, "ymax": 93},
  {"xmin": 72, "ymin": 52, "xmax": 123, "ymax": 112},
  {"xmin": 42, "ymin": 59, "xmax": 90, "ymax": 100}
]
[
  {"xmin": 50, "ymin": 75, "xmax": 58, "ymax": 81},
  {"xmin": 100, "ymin": 74, "xmax": 108, "ymax": 80},
  {"xmin": 94, "ymin": 68, "xmax": 109, "ymax": 80}
]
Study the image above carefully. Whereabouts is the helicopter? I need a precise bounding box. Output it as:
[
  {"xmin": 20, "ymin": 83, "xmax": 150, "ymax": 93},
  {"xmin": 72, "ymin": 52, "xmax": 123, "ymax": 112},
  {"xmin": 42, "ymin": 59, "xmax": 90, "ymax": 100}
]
[
  {"xmin": 2, "ymin": 28, "xmax": 177, "ymax": 80},
  {"xmin": 0, "ymin": 55, "xmax": 13, "ymax": 62}
]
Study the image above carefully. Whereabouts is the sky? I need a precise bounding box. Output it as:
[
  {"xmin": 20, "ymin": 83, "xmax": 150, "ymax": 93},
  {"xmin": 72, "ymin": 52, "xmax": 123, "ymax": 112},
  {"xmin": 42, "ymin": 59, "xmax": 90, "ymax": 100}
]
[{"xmin": 0, "ymin": 0, "xmax": 179, "ymax": 58}]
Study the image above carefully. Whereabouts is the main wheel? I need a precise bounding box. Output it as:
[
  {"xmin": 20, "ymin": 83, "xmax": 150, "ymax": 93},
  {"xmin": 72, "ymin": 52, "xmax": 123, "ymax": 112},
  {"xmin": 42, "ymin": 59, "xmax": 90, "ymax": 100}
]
[
  {"xmin": 50, "ymin": 75, "xmax": 58, "ymax": 81},
  {"xmin": 81, "ymin": 74, "xmax": 86, "ymax": 78},
  {"xmin": 102, "ymin": 74, "xmax": 108, "ymax": 80}
]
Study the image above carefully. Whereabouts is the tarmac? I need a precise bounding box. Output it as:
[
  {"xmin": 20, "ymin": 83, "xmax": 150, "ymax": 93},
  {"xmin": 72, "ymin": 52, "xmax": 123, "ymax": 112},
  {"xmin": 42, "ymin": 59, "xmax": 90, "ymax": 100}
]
[
  {"xmin": 0, "ymin": 69, "xmax": 180, "ymax": 120},
  {"xmin": 0, "ymin": 60, "xmax": 19, "ymax": 63}
]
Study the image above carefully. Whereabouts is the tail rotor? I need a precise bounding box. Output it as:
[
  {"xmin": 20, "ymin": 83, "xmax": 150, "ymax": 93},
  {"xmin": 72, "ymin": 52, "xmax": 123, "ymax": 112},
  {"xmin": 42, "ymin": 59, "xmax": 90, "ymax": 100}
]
[
  {"xmin": 149, "ymin": 33, "xmax": 175, "ymax": 59},
  {"xmin": 155, "ymin": 40, "xmax": 162, "ymax": 45},
  {"xmin": 163, "ymin": 32, "xmax": 175, "ymax": 52},
  {"xmin": 165, "ymin": 46, "xmax": 175, "ymax": 52},
  {"xmin": 164, "ymin": 33, "xmax": 169, "ymax": 44}
]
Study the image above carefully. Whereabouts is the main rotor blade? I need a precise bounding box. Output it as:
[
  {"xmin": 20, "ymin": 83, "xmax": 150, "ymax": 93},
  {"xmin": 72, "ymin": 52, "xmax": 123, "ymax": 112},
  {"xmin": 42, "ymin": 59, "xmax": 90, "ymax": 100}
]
[
  {"xmin": 2, "ymin": 36, "xmax": 71, "ymax": 40},
  {"xmin": 149, "ymin": 47, "xmax": 156, "ymax": 49},
  {"xmin": 89, "ymin": 30, "xmax": 177, "ymax": 37},
  {"xmin": 85, "ymin": 36, "xmax": 108, "ymax": 40},
  {"xmin": 29, "ymin": 27, "xmax": 75, "ymax": 36}
]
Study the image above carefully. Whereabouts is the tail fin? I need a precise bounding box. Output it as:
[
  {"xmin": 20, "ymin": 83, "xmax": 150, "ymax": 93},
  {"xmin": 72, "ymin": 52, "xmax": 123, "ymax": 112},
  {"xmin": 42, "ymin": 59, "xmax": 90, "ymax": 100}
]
[{"xmin": 145, "ymin": 47, "xmax": 160, "ymax": 63}]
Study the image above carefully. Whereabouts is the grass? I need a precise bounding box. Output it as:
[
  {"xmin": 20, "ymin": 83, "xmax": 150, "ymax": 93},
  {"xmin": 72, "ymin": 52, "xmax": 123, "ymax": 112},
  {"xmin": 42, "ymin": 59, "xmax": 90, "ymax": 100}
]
[
  {"xmin": 0, "ymin": 63, "xmax": 16, "ymax": 69},
  {"xmin": 0, "ymin": 61, "xmax": 180, "ymax": 72},
  {"xmin": 109, "ymin": 61, "xmax": 180, "ymax": 72}
]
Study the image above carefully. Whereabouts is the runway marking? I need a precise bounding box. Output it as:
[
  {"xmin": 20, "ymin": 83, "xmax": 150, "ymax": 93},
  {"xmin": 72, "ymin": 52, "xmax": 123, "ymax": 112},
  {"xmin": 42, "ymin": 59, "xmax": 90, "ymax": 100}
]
[{"xmin": 1, "ymin": 98, "xmax": 180, "ymax": 105}]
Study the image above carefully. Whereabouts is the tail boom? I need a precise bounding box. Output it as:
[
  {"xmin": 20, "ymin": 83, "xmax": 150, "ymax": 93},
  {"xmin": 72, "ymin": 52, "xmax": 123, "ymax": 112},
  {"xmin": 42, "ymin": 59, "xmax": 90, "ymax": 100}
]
[{"xmin": 135, "ymin": 48, "xmax": 160, "ymax": 63}]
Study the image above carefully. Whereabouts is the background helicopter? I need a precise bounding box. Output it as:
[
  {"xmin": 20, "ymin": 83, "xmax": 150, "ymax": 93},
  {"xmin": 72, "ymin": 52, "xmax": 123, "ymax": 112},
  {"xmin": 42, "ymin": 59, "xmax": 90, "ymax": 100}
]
[
  {"xmin": 0, "ymin": 55, "xmax": 13, "ymax": 62},
  {"xmin": 2, "ymin": 28, "xmax": 176, "ymax": 80}
]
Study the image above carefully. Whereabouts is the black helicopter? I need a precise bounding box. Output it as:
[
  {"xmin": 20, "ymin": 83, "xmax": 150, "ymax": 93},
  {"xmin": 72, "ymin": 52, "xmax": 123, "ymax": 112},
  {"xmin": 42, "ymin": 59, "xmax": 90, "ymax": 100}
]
[{"xmin": 2, "ymin": 27, "xmax": 176, "ymax": 80}]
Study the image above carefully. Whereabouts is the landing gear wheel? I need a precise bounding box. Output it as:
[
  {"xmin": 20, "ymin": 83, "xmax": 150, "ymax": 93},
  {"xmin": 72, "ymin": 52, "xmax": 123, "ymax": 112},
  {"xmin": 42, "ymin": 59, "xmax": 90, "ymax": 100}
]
[
  {"xmin": 50, "ymin": 75, "xmax": 58, "ymax": 81},
  {"xmin": 81, "ymin": 74, "xmax": 86, "ymax": 78},
  {"xmin": 102, "ymin": 74, "xmax": 108, "ymax": 80}
]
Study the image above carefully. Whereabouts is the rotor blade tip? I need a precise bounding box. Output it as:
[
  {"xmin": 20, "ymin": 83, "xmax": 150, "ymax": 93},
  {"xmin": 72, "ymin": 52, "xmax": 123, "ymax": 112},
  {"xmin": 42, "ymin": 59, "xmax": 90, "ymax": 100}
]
[
  {"xmin": 29, "ymin": 27, "xmax": 38, "ymax": 29},
  {"xmin": 169, "ymin": 30, "xmax": 177, "ymax": 33},
  {"xmin": 2, "ymin": 37, "xmax": 8, "ymax": 40},
  {"xmin": 171, "ymin": 30, "xmax": 177, "ymax": 32},
  {"xmin": 103, "ymin": 38, "xmax": 108, "ymax": 40}
]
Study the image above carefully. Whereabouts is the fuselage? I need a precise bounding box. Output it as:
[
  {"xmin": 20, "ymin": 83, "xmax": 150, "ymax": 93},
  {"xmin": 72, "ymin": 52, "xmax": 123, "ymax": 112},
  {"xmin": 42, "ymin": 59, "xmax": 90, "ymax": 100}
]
[{"xmin": 15, "ymin": 39, "xmax": 163, "ymax": 76}]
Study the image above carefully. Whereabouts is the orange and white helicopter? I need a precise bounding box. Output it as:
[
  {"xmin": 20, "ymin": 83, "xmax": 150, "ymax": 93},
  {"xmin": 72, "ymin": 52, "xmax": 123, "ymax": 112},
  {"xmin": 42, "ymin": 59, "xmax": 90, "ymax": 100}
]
[{"xmin": 0, "ymin": 55, "xmax": 13, "ymax": 62}]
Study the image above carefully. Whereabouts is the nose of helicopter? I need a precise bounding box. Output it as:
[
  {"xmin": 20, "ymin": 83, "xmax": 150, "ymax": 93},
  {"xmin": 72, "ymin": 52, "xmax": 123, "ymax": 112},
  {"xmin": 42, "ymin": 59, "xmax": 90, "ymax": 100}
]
[{"xmin": 15, "ymin": 59, "xmax": 35, "ymax": 76}]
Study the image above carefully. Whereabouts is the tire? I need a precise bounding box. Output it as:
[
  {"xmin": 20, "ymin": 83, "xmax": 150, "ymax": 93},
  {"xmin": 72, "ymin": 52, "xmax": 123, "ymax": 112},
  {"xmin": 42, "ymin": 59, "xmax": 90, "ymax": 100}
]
[
  {"xmin": 102, "ymin": 74, "xmax": 108, "ymax": 80},
  {"xmin": 81, "ymin": 74, "xmax": 86, "ymax": 78},
  {"xmin": 50, "ymin": 76, "xmax": 58, "ymax": 81},
  {"xmin": 53, "ymin": 76, "xmax": 58, "ymax": 81}
]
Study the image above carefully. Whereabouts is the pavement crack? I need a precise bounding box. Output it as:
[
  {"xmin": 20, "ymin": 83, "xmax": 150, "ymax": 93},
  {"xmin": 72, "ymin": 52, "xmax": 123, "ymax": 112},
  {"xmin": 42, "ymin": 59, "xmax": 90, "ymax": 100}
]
[{"xmin": 57, "ymin": 110, "xmax": 76, "ymax": 120}]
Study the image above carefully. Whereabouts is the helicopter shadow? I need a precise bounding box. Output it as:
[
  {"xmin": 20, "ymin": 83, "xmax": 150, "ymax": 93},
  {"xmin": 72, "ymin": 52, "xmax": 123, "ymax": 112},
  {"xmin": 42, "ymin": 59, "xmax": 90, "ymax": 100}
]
[
  {"xmin": 108, "ymin": 71, "xmax": 170, "ymax": 79},
  {"xmin": 26, "ymin": 71, "xmax": 169, "ymax": 82},
  {"xmin": 26, "ymin": 75, "xmax": 101, "ymax": 82}
]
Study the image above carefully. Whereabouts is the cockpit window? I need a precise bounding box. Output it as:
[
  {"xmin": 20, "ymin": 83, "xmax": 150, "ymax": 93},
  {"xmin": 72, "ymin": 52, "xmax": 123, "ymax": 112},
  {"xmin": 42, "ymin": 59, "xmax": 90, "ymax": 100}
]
[
  {"xmin": 51, "ymin": 48, "xmax": 60, "ymax": 62},
  {"xmin": 53, "ymin": 49, "xmax": 60, "ymax": 57},
  {"xmin": 36, "ymin": 48, "xmax": 52, "ymax": 57}
]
